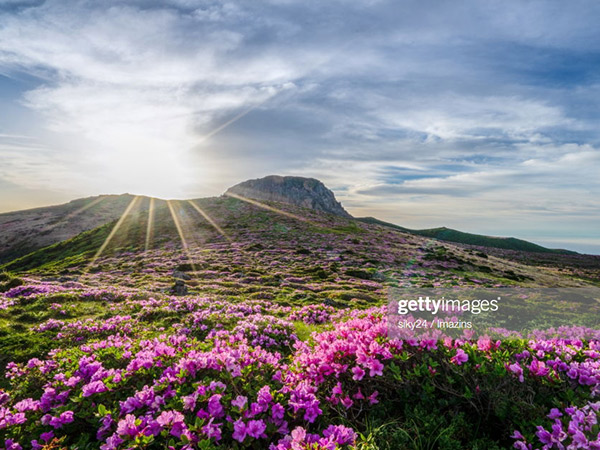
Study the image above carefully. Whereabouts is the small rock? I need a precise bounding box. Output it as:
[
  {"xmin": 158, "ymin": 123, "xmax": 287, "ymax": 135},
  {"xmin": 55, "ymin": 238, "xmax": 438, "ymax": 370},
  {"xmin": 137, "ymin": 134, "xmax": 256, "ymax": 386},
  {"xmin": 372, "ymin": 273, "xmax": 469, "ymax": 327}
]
[{"xmin": 171, "ymin": 279, "xmax": 188, "ymax": 296}]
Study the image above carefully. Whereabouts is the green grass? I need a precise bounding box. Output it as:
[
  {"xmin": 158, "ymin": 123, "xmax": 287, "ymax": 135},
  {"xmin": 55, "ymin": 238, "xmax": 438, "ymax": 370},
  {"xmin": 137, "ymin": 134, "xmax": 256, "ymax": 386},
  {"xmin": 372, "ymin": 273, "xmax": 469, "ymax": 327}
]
[{"xmin": 293, "ymin": 321, "xmax": 327, "ymax": 341}]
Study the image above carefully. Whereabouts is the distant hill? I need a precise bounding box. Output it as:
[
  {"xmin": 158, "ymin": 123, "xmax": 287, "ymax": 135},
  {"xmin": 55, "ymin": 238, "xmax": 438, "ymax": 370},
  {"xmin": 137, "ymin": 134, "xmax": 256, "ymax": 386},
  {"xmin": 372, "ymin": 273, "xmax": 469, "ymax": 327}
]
[{"xmin": 357, "ymin": 217, "xmax": 577, "ymax": 255}]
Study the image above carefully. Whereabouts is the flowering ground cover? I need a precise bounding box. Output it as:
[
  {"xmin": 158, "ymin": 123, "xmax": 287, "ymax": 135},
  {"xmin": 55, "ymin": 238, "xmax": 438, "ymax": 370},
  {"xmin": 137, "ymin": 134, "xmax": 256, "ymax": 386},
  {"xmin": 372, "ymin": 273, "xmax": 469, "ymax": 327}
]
[{"xmin": 0, "ymin": 197, "xmax": 599, "ymax": 449}]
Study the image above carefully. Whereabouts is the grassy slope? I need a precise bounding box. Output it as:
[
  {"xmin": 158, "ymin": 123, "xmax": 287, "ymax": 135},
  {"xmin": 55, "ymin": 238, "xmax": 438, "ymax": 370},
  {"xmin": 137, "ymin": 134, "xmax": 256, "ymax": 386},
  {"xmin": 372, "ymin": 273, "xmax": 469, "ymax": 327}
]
[
  {"xmin": 1, "ymin": 224, "xmax": 114, "ymax": 273},
  {"xmin": 0, "ymin": 194, "xmax": 140, "ymax": 264}
]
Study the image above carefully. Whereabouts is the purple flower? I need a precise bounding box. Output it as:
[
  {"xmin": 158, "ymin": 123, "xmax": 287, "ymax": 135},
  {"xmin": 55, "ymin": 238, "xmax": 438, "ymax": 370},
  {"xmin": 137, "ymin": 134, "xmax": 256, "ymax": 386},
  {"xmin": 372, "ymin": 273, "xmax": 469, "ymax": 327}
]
[
  {"xmin": 271, "ymin": 403, "xmax": 285, "ymax": 421},
  {"xmin": 246, "ymin": 419, "xmax": 266, "ymax": 439},
  {"xmin": 40, "ymin": 432, "xmax": 54, "ymax": 443},
  {"xmin": 511, "ymin": 431, "xmax": 525, "ymax": 440},
  {"xmin": 536, "ymin": 426, "xmax": 555, "ymax": 445},
  {"xmin": 507, "ymin": 362, "xmax": 524, "ymax": 382},
  {"xmin": 82, "ymin": 380, "xmax": 108, "ymax": 397},
  {"xmin": 202, "ymin": 418, "xmax": 222, "ymax": 441},
  {"xmin": 207, "ymin": 394, "xmax": 224, "ymax": 418},
  {"xmin": 231, "ymin": 395, "xmax": 247, "ymax": 410},
  {"xmin": 232, "ymin": 419, "xmax": 247, "ymax": 443},
  {"xmin": 547, "ymin": 408, "xmax": 562, "ymax": 420},
  {"xmin": 4, "ymin": 440, "xmax": 22, "ymax": 450},
  {"xmin": 257, "ymin": 386, "xmax": 273, "ymax": 406},
  {"xmin": 322, "ymin": 424, "xmax": 357, "ymax": 445}
]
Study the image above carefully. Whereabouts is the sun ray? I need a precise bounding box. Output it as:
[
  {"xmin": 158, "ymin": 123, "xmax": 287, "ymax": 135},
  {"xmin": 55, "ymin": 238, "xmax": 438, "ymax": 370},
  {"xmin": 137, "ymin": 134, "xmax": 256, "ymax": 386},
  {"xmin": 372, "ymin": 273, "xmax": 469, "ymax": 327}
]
[
  {"xmin": 195, "ymin": 94, "xmax": 275, "ymax": 145},
  {"xmin": 41, "ymin": 196, "xmax": 106, "ymax": 234},
  {"xmin": 167, "ymin": 200, "xmax": 197, "ymax": 272},
  {"xmin": 82, "ymin": 195, "xmax": 140, "ymax": 276},
  {"xmin": 145, "ymin": 197, "xmax": 155, "ymax": 252},
  {"xmin": 224, "ymin": 192, "xmax": 311, "ymax": 224},
  {"xmin": 167, "ymin": 200, "xmax": 189, "ymax": 251},
  {"xmin": 187, "ymin": 200, "xmax": 231, "ymax": 242}
]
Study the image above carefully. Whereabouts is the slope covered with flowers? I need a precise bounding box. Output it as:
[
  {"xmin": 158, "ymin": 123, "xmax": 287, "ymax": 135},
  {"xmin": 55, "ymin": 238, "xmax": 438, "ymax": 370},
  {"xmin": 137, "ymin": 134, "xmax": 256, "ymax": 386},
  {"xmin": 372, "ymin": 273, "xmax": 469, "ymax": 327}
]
[
  {"xmin": 0, "ymin": 284, "xmax": 599, "ymax": 449},
  {"xmin": 0, "ymin": 197, "xmax": 599, "ymax": 449}
]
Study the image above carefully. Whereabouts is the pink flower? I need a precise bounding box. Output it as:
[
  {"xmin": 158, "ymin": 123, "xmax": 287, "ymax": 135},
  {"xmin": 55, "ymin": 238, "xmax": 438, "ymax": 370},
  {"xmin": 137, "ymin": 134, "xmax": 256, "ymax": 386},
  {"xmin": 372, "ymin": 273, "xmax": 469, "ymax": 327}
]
[
  {"xmin": 450, "ymin": 349, "xmax": 468, "ymax": 366},
  {"xmin": 332, "ymin": 382, "xmax": 343, "ymax": 396},
  {"xmin": 368, "ymin": 391, "xmax": 379, "ymax": 405},
  {"xmin": 351, "ymin": 366, "xmax": 365, "ymax": 381},
  {"xmin": 369, "ymin": 359, "xmax": 384, "ymax": 377},
  {"xmin": 156, "ymin": 410, "xmax": 186, "ymax": 437},
  {"xmin": 341, "ymin": 396, "xmax": 353, "ymax": 408},
  {"xmin": 117, "ymin": 414, "xmax": 141, "ymax": 438}
]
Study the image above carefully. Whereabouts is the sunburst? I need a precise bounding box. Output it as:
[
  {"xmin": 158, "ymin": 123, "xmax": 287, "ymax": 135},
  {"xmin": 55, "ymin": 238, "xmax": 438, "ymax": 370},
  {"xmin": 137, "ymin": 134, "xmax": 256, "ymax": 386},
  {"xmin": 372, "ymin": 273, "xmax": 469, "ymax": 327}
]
[
  {"xmin": 224, "ymin": 192, "xmax": 310, "ymax": 223},
  {"xmin": 41, "ymin": 196, "xmax": 106, "ymax": 234},
  {"xmin": 81, "ymin": 195, "xmax": 140, "ymax": 276},
  {"xmin": 145, "ymin": 197, "xmax": 155, "ymax": 252},
  {"xmin": 167, "ymin": 200, "xmax": 197, "ymax": 272},
  {"xmin": 187, "ymin": 200, "xmax": 231, "ymax": 242}
]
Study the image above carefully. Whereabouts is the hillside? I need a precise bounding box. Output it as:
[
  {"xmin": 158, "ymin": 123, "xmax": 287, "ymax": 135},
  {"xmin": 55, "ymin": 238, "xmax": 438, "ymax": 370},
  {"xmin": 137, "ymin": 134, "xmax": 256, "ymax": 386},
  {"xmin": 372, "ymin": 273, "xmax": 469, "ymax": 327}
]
[
  {"xmin": 3, "ymin": 195, "xmax": 598, "ymax": 291},
  {"xmin": 1, "ymin": 181, "xmax": 600, "ymax": 450},
  {"xmin": 0, "ymin": 194, "xmax": 147, "ymax": 264}
]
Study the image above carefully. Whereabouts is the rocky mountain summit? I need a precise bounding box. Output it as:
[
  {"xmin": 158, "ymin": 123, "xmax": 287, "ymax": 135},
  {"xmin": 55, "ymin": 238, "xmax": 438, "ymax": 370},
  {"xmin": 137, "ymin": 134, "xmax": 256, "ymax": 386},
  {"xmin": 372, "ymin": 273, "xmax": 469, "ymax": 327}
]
[{"xmin": 225, "ymin": 175, "xmax": 352, "ymax": 218}]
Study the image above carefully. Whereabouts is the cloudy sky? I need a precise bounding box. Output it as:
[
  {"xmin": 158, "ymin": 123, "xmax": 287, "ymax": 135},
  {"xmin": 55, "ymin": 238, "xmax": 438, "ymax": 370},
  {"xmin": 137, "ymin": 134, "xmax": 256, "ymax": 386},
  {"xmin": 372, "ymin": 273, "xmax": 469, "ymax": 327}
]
[{"xmin": 1, "ymin": 0, "xmax": 599, "ymax": 253}]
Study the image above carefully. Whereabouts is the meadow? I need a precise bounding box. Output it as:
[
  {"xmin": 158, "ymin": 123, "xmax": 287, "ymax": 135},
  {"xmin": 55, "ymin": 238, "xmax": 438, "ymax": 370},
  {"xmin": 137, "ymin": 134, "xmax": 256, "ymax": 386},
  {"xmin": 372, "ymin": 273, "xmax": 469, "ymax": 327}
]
[{"xmin": 0, "ymin": 197, "xmax": 599, "ymax": 450}]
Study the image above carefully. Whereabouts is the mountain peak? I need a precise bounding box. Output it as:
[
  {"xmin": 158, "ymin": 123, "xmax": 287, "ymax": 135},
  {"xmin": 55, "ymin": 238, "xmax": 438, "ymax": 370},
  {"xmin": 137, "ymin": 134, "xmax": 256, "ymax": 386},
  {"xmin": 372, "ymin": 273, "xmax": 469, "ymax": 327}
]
[{"xmin": 225, "ymin": 175, "xmax": 352, "ymax": 218}]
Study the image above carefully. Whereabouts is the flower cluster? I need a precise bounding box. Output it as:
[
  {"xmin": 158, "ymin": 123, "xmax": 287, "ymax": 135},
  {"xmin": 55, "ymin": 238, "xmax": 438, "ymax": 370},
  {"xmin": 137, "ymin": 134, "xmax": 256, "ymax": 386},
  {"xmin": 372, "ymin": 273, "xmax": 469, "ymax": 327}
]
[
  {"xmin": 3, "ymin": 284, "xmax": 64, "ymax": 299},
  {"xmin": 289, "ymin": 304, "xmax": 335, "ymax": 325},
  {"xmin": 513, "ymin": 402, "xmax": 600, "ymax": 449},
  {"xmin": 1, "ymin": 281, "xmax": 600, "ymax": 450}
]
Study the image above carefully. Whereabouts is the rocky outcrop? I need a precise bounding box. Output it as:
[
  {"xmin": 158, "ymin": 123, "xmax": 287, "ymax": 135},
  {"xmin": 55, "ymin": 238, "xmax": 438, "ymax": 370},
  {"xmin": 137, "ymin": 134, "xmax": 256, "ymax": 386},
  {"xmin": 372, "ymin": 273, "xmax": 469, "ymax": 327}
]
[{"xmin": 225, "ymin": 176, "xmax": 351, "ymax": 218}]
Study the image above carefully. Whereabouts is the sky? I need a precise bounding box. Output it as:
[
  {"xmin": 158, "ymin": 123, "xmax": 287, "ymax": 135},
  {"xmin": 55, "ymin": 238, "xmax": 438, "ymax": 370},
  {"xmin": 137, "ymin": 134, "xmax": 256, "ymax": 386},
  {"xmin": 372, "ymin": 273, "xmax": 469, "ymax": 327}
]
[{"xmin": 0, "ymin": 0, "xmax": 599, "ymax": 254}]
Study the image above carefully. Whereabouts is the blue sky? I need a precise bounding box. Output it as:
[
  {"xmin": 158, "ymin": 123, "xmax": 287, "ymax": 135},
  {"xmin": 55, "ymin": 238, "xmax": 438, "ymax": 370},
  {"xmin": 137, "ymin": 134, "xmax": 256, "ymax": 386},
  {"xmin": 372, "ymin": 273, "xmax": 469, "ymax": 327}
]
[{"xmin": 0, "ymin": 0, "xmax": 599, "ymax": 253}]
